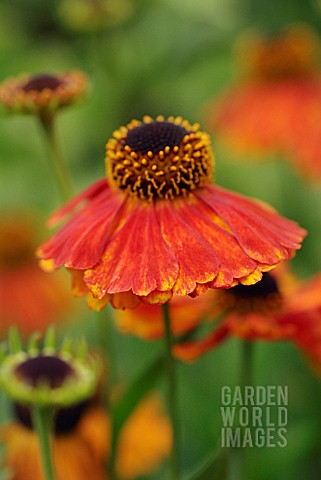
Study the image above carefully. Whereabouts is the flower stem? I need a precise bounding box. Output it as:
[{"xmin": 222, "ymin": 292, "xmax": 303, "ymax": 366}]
[
  {"xmin": 240, "ymin": 340, "xmax": 254, "ymax": 389},
  {"xmin": 96, "ymin": 311, "xmax": 118, "ymax": 480},
  {"xmin": 162, "ymin": 303, "xmax": 181, "ymax": 480},
  {"xmin": 228, "ymin": 449, "xmax": 243, "ymax": 480},
  {"xmin": 228, "ymin": 340, "xmax": 254, "ymax": 480},
  {"xmin": 39, "ymin": 115, "xmax": 74, "ymax": 201},
  {"xmin": 31, "ymin": 406, "xmax": 56, "ymax": 480}
]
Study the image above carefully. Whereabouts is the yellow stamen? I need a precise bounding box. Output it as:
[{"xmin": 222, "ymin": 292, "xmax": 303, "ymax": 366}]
[{"xmin": 106, "ymin": 116, "xmax": 214, "ymax": 202}]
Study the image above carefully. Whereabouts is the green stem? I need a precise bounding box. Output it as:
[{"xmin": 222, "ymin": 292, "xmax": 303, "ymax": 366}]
[
  {"xmin": 99, "ymin": 308, "xmax": 119, "ymax": 390},
  {"xmin": 240, "ymin": 340, "xmax": 254, "ymax": 390},
  {"xmin": 40, "ymin": 115, "xmax": 74, "ymax": 201},
  {"xmin": 228, "ymin": 341, "xmax": 254, "ymax": 480},
  {"xmin": 228, "ymin": 448, "xmax": 243, "ymax": 480},
  {"xmin": 96, "ymin": 311, "xmax": 118, "ymax": 480},
  {"xmin": 32, "ymin": 406, "xmax": 56, "ymax": 480},
  {"xmin": 162, "ymin": 303, "xmax": 180, "ymax": 480}
]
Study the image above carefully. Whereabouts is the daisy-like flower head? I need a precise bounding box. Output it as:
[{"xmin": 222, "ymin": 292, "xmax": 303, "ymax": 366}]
[
  {"xmin": 207, "ymin": 24, "xmax": 321, "ymax": 180},
  {"xmin": 38, "ymin": 115, "xmax": 306, "ymax": 311},
  {"xmin": 174, "ymin": 266, "xmax": 321, "ymax": 371},
  {"xmin": 0, "ymin": 213, "xmax": 71, "ymax": 335},
  {"xmin": 0, "ymin": 71, "xmax": 88, "ymax": 118},
  {"xmin": 0, "ymin": 328, "xmax": 99, "ymax": 408}
]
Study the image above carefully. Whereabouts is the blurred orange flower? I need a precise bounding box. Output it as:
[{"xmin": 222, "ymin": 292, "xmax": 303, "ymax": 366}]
[
  {"xmin": 174, "ymin": 266, "xmax": 321, "ymax": 374},
  {"xmin": 0, "ymin": 213, "xmax": 71, "ymax": 336},
  {"xmin": 207, "ymin": 24, "xmax": 321, "ymax": 180},
  {"xmin": 115, "ymin": 290, "xmax": 216, "ymax": 339},
  {"xmin": 1, "ymin": 396, "xmax": 171, "ymax": 480},
  {"xmin": 37, "ymin": 116, "xmax": 305, "ymax": 311}
]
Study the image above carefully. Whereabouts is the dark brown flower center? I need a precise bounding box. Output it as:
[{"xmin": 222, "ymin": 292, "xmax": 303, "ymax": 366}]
[
  {"xmin": 14, "ymin": 355, "xmax": 75, "ymax": 388},
  {"xmin": 13, "ymin": 400, "xmax": 90, "ymax": 435},
  {"xmin": 221, "ymin": 272, "xmax": 282, "ymax": 315},
  {"xmin": 22, "ymin": 74, "xmax": 62, "ymax": 92},
  {"xmin": 107, "ymin": 118, "xmax": 214, "ymax": 201},
  {"xmin": 230, "ymin": 273, "xmax": 279, "ymax": 299},
  {"xmin": 126, "ymin": 121, "xmax": 187, "ymax": 154}
]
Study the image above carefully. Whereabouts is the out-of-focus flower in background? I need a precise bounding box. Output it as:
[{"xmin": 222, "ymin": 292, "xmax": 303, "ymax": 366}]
[
  {"xmin": 37, "ymin": 115, "xmax": 306, "ymax": 312},
  {"xmin": 115, "ymin": 290, "xmax": 216, "ymax": 340},
  {"xmin": 0, "ymin": 327, "xmax": 101, "ymax": 478},
  {"xmin": 115, "ymin": 395, "xmax": 172, "ymax": 479},
  {"xmin": 0, "ymin": 71, "xmax": 88, "ymax": 120},
  {"xmin": 0, "ymin": 212, "xmax": 72, "ymax": 336},
  {"xmin": 0, "ymin": 71, "xmax": 88, "ymax": 201},
  {"xmin": 206, "ymin": 24, "xmax": 321, "ymax": 181},
  {"xmin": 1, "ymin": 395, "xmax": 171, "ymax": 480},
  {"xmin": 1, "ymin": 403, "xmax": 108, "ymax": 480},
  {"xmin": 174, "ymin": 265, "xmax": 321, "ymax": 374},
  {"xmin": 0, "ymin": 328, "xmax": 171, "ymax": 479}
]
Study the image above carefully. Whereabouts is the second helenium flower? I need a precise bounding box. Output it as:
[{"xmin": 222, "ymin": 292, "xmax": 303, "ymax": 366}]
[
  {"xmin": 37, "ymin": 115, "xmax": 306, "ymax": 310},
  {"xmin": 207, "ymin": 24, "xmax": 321, "ymax": 180},
  {"xmin": 0, "ymin": 71, "xmax": 88, "ymax": 118}
]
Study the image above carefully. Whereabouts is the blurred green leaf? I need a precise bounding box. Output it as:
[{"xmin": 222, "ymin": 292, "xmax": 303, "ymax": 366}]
[
  {"xmin": 187, "ymin": 448, "xmax": 228, "ymax": 480},
  {"xmin": 110, "ymin": 354, "xmax": 166, "ymax": 452}
]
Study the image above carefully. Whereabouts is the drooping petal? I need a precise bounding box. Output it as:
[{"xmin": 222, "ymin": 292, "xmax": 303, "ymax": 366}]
[
  {"xmin": 86, "ymin": 292, "xmax": 111, "ymax": 311},
  {"xmin": 48, "ymin": 179, "xmax": 109, "ymax": 226},
  {"xmin": 156, "ymin": 199, "xmax": 220, "ymax": 294},
  {"xmin": 197, "ymin": 185, "xmax": 306, "ymax": 265},
  {"xmin": 164, "ymin": 195, "xmax": 259, "ymax": 290},
  {"xmin": 226, "ymin": 312, "xmax": 296, "ymax": 341},
  {"xmin": 111, "ymin": 292, "xmax": 141, "ymax": 310},
  {"xmin": 84, "ymin": 201, "xmax": 179, "ymax": 298},
  {"xmin": 140, "ymin": 290, "xmax": 173, "ymax": 305},
  {"xmin": 174, "ymin": 324, "xmax": 230, "ymax": 362},
  {"xmin": 115, "ymin": 291, "xmax": 214, "ymax": 339},
  {"xmin": 38, "ymin": 180, "xmax": 126, "ymax": 270}
]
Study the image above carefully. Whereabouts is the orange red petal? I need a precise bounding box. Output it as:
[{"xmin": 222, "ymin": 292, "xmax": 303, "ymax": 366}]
[
  {"xmin": 84, "ymin": 201, "xmax": 178, "ymax": 298},
  {"xmin": 38, "ymin": 179, "xmax": 125, "ymax": 270},
  {"xmin": 197, "ymin": 186, "xmax": 305, "ymax": 263},
  {"xmin": 115, "ymin": 291, "xmax": 215, "ymax": 340},
  {"xmin": 175, "ymin": 269, "xmax": 321, "ymax": 375},
  {"xmin": 174, "ymin": 324, "xmax": 230, "ymax": 362},
  {"xmin": 38, "ymin": 178, "xmax": 306, "ymax": 308},
  {"xmin": 208, "ymin": 78, "xmax": 321, "ymax": 181}
]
